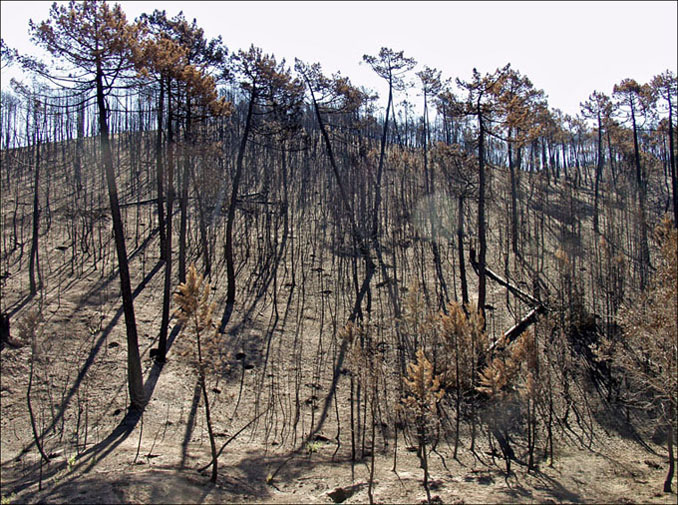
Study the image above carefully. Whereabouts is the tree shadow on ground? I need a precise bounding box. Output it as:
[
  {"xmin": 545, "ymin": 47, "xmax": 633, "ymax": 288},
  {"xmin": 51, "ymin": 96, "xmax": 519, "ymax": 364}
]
[
  {"xmin": 73, "ymin": 227, "xmax": 159, "ymax": 312},
  {"xmin": 229, "ymin": 446, "xmax": 358, "ymax": 501},
  {"xmin": 5, "ymin": 292, "xmax": 35, "ymax": 320},
  {"xmin": 3, "ymin": 304, "xmax": 182, "ymax": 499},
  {"xmin": 13, "ymin": 442, "xmax": 358, "ymax": 504},
  {"xmin": 12, "ymin": 261, "xmax": 164, "ymax": 463},
  {"xmin": 592, "ymin": 400, "xmax": 660, "ymax": 456},
  {"xmin": 16, "ymin": 466, "xmax": 226, "ymax": 504},
  {"xmin": 529, "ymin": 469, "xmax": 584, "ymax": 503}
]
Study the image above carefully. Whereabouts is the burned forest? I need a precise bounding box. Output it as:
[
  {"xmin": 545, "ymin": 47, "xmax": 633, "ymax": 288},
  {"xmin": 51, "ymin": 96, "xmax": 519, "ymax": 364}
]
[{"xmin": 0, "ymin": 2, "xmax": 676, "ymax": 504}]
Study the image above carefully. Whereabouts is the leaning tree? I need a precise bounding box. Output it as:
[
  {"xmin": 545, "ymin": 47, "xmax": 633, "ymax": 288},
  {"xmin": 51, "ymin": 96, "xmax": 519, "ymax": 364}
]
[{"xmin": 218, "ymin": 45, "xmax": 304, "ymax": 331}]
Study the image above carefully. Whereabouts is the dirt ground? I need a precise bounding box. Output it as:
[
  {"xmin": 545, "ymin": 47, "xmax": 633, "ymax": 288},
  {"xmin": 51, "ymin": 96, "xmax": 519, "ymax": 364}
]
[
  {"xmin": 1, "ymin": 149, "xmax": 676, "ymax": 504},
  {"xmin": 1, "ymin": 244, "xmax": 675, "ymax": 505}
]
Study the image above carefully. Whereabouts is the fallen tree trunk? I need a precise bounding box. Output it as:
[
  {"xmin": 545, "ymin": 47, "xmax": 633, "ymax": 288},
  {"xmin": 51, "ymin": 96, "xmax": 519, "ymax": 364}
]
[
  {"xmin": 470, "ymin": 248, "xmax": 542, "ymax": 308},
  {"xmin": 468, "ymin": 248, "xmax": 547, "ymax": 353},
  {"xmin": 490, "ymin": 305, "xmax": 547, "ymax": 353}
]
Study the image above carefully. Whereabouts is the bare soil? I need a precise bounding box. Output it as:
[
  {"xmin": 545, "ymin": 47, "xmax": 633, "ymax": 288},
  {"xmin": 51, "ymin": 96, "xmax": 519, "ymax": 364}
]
[
  {"xmin": 1, "ymin": 146, "xmax": 676, "ymax": 504},
  {"xmin": 1, "ymin": 240, "xmax": 674, "ymax": 505}
]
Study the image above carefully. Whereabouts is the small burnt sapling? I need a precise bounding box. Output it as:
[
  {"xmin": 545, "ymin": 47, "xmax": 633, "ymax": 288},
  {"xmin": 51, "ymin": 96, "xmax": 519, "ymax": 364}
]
[
  {"xmin": 173, "ymin": 264, "xmax": 226, "ymax": 482},
  {"xmin": 402, "ymin": 348, "xmax": 444, "ymax": 504}
]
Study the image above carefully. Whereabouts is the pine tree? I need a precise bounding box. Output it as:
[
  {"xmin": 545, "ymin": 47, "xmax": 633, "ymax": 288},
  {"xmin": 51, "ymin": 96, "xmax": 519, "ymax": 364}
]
[
  {"xmin": 402, "ymin": 347, "xmax": 444, "ymax": 503},
  {"xmin": 581, "ymin": 91, "xmax": 612, "ymax": 234},
  {"xmin": 25, "ymin": 0, "xmax": 147, "ymax": 410},
  {"xmin": 456, "ymin": 64, "xmax": 512, "ymax": 323},
  {"xmin": 613, "ymin": 78, "xmax": 655, "ymax": 289},
  {"xmin": 651, "ymin": 71, "xmax": 677, "ymax": 228},
  {"xmin": 174, "ymin": 264, "xmax": 221, "ymax": 482},
  {"xmin": 220, "ymin": 46, "xmax": 303, "ymax": 329},
  {"xmin": 136, "ymin": 9, "xmax": 230, "ymax": 362}
]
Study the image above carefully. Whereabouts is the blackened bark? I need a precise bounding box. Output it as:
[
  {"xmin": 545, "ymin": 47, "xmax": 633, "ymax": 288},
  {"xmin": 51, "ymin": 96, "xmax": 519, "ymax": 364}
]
[
  {"xmin": 224, "ymin": 90, "xmax": 255, "ymax": 314},
  {"xmin": 667, "ymin": 93, "xmax": 677, "ymax": 228},
  {"xmin": 372, "ymin": 76, "xmax": 392, "ymax": 241},
  {"xmin": 157, "ymin": 117, "xmax": 174, "ymax": 363},
  {"xmin": 593, "ymin": 112, "xmax": 603, "ymax": 234},
  {"xmin": 631, "ymin": 106, "xmax": 650, "ymax": 289},
  {"xmin": 178, "ymin": 99, "xmax": 191, "ymax": 283},
  {"xmin": 156, "ymin": 80, "xmax": 167, "ymax": 261},
  {"xmin": 96, "ymin": 61, "xmax": 146, "ymax": 411},
  {"xmin": 29, "ymin": 132, "xmax": 40, "ymax": 296},
  {"xmin": 508, "ymin": 129, "xmax": 519, "ymax": 254},
  {"xmin": 665, "ymin": 420, "xmax": 675, "ymax": 492},
  {"xmin": 457, "ymin": 195, "xmax": 469, "ymax": 305},
  {"xmin": 477, "ymin": 106, "xmax": 487, "ymax": 325}
]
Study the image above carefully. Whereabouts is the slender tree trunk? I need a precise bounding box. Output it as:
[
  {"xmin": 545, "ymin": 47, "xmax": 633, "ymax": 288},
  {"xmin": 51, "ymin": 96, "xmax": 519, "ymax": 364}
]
[
  {"xmin": 369, "ymin": 76, "xmax": 401, "ymax": 317},
  {"xmin": 305, "ymin": 78, "xmax": 365, "ymax": 257},
  {"xmin": 632, "ymin": 107, "xmax": 643, "ymax": 189},
  {"xmin": 156, "ymin": 80, "xmax": 167, "ymax": 260},
  {"xmin": 372, "ymin": 75, "xmax": 392, "ymax": 240},
  {"xmin": 508, "ymin": 130, "xmax": 519, "ymax": 255},
  {"xmin": 193, "ymin": 169, "xmax": 211, "ymax": 277},
  {"xmin": 454, "ymin": 333, "xmax": 461, "ymax": 459},
  {"xmin": 420, "ymin": 420, "xmax": 431, "ymax": 503},
  {"xmin": 423, "ymin": 92, "xmax": 431, "ymax": 193},
  {"xmin": 607, "ymin": 129, "xmax": 617, "ymax": 186},
  {"xmin": 224, "ymin": 91, "xmax": 255, "ymax": 310},
  {"xmin": 593, "ymin": 114, "xmax": 603, "ymax": 234},
  {"xmin": 664, "ymin": 419, "xmax": 676, "ymax": 493},
  {"xmin": 368, "ymin": 392, "xmax": 376, "ymax": 504},
  {"xmin": 74, "ymin": 107, "xmax": 84, "ymax": 192},
  {"xmin": 477, "ymin": 107, "xmax": 487, "ymax": 324},
  {"xmin": 457, "ymin": 194, "xmax": 469, "ymax": 305},
  {"xmin": 667, "ymin": 94, "xmax": 677, "ymax": 228},
  {"xmin": 28, "ymin": 336, "xmax": 50, "ymax": 464},
  {"xmin": 178, "ymin": 98, "xmax": 192, "ymax": 283},
  {"xmin": 96, "ymin": 63, "xmax": 145, "ymax": 411},
  {"xmin": 158, "ymin": 110, "xmax": 174, "ymax": 363},
  {"xmin": 631, "ymin": 107, "xmax": 650, "ymax": 289},
  {"xmin": 29, "ymin": 130, "xmax": 40, "ymax": 296},
  {"xmin": 195, "ymin": 324, "xmax": 218, "ymax": 482}
]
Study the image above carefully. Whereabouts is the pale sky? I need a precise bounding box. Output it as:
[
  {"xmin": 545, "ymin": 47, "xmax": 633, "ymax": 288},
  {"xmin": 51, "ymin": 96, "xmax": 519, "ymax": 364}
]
[{"xmin": 1, "ymin": 1, "xmax": 676, "ymax": 118}]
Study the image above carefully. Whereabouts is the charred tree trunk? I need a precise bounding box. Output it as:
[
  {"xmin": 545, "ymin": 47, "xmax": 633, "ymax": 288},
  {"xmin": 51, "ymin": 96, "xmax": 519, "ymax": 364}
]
[
  {"xmin": 631, "ymin": 107, "xmax": 650, "ymax": 289},
  {"xmin": 224, "ymin": 89, "xmax": 255, "ymax": 316},
  {"xmin": 477, "ymin": 108, "xmax": 487, "ymax": 324},
  {"xmin": 301, "ymin": 77, "xmax": 376, "ymax": 440},
  {"xmin": 95, "ymin": 60, "xmax": 146, "ymax": 411},
  {"xmin": 593, "ymin": 113, "xmax": 603, "ymax": 234},
  {"xmin": 457, "ymin": 194, "xmax": 469, "ymax": 305},
  {"xmin": 508, "ymin": 129, "xmax": 519, "ymax": 255},
  {"xmin": 156, "ymin": 80, "xmax": 167, "ymax": 261},
  {"xmin": 665, "ymin": 406, "xmax": 676, "ymax": 493},
  {"xmin": 29, "ymin": 128, "xmax": 41, "ymax": 296},
  {"xmin": 178, "ymin": 98, "xmax": 192, "ymax": 283},
  {"xmin": 157, "ymin": 108, "xmax": 175, "ymax": 364},
  {"xmin": 667, "ymin": 92, "xmax": 677, "ymax": 228},
  {"xmin": 74, "ymin": 106, "xmax": 84, "ymax": 192}
]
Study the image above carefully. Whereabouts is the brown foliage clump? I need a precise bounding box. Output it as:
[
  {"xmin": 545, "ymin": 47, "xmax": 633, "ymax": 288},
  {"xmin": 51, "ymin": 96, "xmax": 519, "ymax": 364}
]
[
  {"xmin": 402, "ymin": 348, "xmax": 444, "ymax": 418},
  {"xmin": 597, "ymin": 217, "xmax": 677, "ymax": 415},
  {"xmin": 477, "ymin": 329, "xmax": 538, "ymax": 400},
  {"xmin": 402, "ymin": 347, "xmax": 444, "ymax": 504},
  {"xmin": 173, "ymin": 264, "xmax": 222, "ymax": 482},
  {"xmin": 596, "ymin": 217, "xmax": 677, "ymax": 492},
  {"xmin": 440, "ymin": 301, "xmax": 487, "ymax": 390},
  {"xmin": 174, "ymin": 264, "xmax": 215, "ymax": 335}
]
